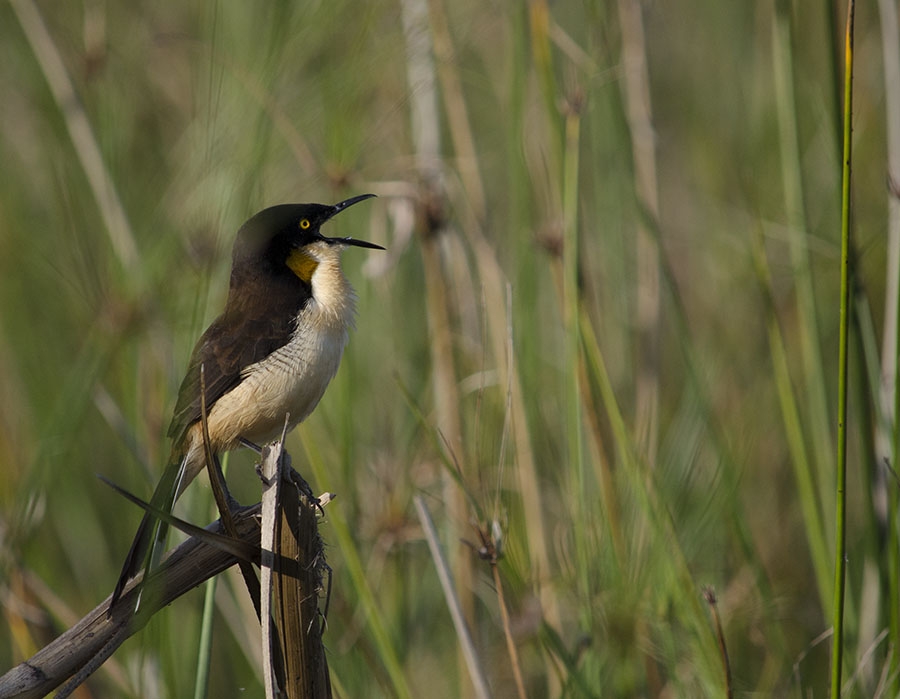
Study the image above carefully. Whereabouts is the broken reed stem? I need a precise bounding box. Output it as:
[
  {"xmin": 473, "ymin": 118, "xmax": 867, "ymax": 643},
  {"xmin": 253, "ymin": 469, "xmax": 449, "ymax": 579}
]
[
  {"xmin": 260, "ymin": 429, "xmax": 331, "ymax": 699},
  {"xmin": 272, "ymin": 460, "xmax": 331, "ymax": 698},
  {"xmin": 2, "ymin": 441, "xmax": 332, "ymax": 699},
  {"xmin": 260, "ymin": 440, "xmax": 283, "ymax": 699}
]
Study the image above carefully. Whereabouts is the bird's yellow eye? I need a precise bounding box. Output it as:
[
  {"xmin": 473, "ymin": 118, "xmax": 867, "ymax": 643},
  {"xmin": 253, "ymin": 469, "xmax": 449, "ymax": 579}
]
[{"xmin": 300, "ymin": 219, "xmax": 310, "ymax": 230}]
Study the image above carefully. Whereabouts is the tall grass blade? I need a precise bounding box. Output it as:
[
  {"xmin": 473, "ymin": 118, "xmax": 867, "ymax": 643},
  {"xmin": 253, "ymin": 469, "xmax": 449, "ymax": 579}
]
[
  {"xmin": 751, "ymin": 229, "xmax": 831, "ymax": 611},
  {"xmin": 772, "ymin": 0, "xmax": 835, "ymax": 522},
  {"xmin": 830, "ymin": 1, "xmax": 855, "ymax": 695},
  {"xmin": 193, "ymin": 567, "xmax": 218, "ymax": 699},
  {"xmin": 638, "ymin": 204, "xmax": 790, "ymax": 674},
  {"xmin": 193, "ymin": 451, "xmax": 230, "ymax": 699},
  {"xmin": 580, "ymin": 309, "xmax": 721, "ymax": 685}
]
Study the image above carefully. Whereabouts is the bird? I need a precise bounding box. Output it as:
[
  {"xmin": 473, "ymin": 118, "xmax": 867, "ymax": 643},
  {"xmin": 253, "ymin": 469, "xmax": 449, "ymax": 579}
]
[{"xmin": 110, "ymin": 193, "xmax": 382, "ymax": 609}]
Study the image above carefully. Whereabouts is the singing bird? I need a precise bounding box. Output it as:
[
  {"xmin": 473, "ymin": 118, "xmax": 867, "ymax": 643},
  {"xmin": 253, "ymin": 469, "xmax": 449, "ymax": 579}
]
[{"xmin": 111, "ymin": 194, "xmax": 382, "ymax": 607}]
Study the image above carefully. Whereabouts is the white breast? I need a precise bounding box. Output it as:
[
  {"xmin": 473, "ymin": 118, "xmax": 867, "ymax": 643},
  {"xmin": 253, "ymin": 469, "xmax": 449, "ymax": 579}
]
[
  {"xmin": 199, "ymin": 255, "xmax": 358, "ymax": 454},
  {"xmin": 217, "ymin": 300, "xmax": 349, "ymax": 445},
  {"xmin": 177, "ymin": 250, "xmax": 361, "ymax": 493},
  {"xmin": 178, "ymin": 311, "xmax": 346, "ymax": 490},
  {"xmin": 243, "ymin": 306, "xmax": 349, "ymax": 430}
]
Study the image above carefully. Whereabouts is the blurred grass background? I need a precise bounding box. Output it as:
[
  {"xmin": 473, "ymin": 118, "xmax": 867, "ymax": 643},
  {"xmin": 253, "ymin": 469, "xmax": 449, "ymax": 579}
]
[{"xmin": 0, "ymin": 0, "xmax": 896, "ymax": 696}]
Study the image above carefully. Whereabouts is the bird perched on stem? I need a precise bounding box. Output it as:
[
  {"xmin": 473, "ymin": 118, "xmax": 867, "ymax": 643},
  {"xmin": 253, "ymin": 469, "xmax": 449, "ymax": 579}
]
[{"xmin": 111, "ymin": 194, "xmax": 382, "ymax": 608}]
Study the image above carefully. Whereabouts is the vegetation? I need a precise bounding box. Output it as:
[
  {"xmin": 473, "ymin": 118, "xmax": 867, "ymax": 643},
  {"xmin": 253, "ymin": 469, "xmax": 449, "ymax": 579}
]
[{"xmin": 0, "ymin": 0, "xmax": 894, "ymax": 696}]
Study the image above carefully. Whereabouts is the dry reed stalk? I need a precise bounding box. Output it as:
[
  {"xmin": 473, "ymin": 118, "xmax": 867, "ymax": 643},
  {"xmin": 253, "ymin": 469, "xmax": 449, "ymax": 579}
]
[
  {"xmin": 9, "ymin": 0, "xmax": 139, "ymax": 276},
  {"xmin": 427, "ymin": 0, "xmax": 562, "ymax": 646},
  {"xmin": 414, "ymin": 496, "xmax": 492, "ymax": 699},
  {"xmin": 400, "ymin": 6, "xmax": 477, "ymax": 697},
  {"xmin": 878, "ymin": 0, "xmax": 900, "ymax": 442},
  {"xmin": 265, "ymin": 445, "xmax": 331, "ymax": 699},
  {"xmin": 617, "ymin": 0, "xmax": 661, "ymax": 459}
]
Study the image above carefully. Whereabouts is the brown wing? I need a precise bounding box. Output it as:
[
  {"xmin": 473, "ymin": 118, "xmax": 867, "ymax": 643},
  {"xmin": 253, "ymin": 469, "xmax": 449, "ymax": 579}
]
[{"xmin": 167, "ymin": 309, "xmax": 301, "ymax": 449}]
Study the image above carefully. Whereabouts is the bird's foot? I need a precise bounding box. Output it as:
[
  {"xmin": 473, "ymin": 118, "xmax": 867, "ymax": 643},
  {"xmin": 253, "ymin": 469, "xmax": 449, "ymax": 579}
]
[
  {"xmin": 287, "ymin": 468, "xmax": 316, "ymax": 499},
  {"xmin": 287, "ymin": 468, "xmax": 325, "ymax": 513}
]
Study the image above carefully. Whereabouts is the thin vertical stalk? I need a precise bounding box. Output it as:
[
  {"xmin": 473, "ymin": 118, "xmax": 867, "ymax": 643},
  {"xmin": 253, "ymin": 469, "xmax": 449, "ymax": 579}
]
[
  {"xmin": 400, "ymin": 0, "xmax": 474, "ymax": 658},
  {"xmin": 890, "ymin": 261, "xmax": 900, "ymax": 691},
  {"xmin": 193, "ymin": 543, "xmax": 218, "ymax": 699},
  {"xmin": 877, "ymin": 0, "xmax": 900, "ymax": 423},
  {"xmin": 580, "ymin": 309, "xmax": 719, "ymax": 673},
  {"xmin": 562, "ymin": 103, "xmax": 587, "ymax": 611},
  {"xmin": 578, "ymin": 357, "xmax": 626, "ymax": 566},
  {"xmin": 751, "ymin": 231, "xmax": 831, "ymax": 610},
  {"xmin": 428, "ymin": 0, "xmax": 563, "ymax": 650},
  {"xmin": 831, "ymin": 1, "xmax": 854, "ymax": 695},
  {"xmin": 617, "ymin": 0, "xmax": 661, "ymax": 459},
  {"xmin": 426, "ymin": 0, "xmax": 486, "ymax": 220},
  {"xmin": 9, "ymin": 0, "xmax": 139, "ymax": 278},
  {"xmin": 500, "ymin": 17, "xmax": 560, "ymax": 627},
  {"xmin": 640, "ymin": 208, "xmax": 790, "ymax": 679},
  {"xmin": 194, "ymin": 453, "xmax": 230, "ymax": 699},
  {"xmin": 772, "ymin": 0, "xmax": 836, "ymax": 519},
  {"xmin": 413, "ymin": 497, "xmax": 493, "ymax": 699},
  {"xmin": 850, "ymin": 289, "xmax": 891, "ymax": 692},
  {"xmin": 878, "ymin": 0, "xmax": 900, "ymax": 682},
  {"xmin": 529, "ymin": 0, "xmax": 562, "ymax": 151}
]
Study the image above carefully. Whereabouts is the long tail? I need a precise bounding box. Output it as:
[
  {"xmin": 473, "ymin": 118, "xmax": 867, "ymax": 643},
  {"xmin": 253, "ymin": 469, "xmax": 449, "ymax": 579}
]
[{"xmin": 110, "ymin": 453, "xmax": 189, "ymax": 610}]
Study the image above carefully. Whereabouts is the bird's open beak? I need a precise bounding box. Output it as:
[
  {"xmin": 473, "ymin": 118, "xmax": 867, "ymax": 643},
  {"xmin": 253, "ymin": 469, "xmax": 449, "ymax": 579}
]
[{"xmin": 323, "ymin": 194, "xmax": 384, "ymax": 250}]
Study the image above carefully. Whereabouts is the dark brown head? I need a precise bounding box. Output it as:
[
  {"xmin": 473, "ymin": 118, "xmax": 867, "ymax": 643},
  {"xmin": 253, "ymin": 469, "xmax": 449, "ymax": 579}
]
[{"xmin": 230, "ymin": 194, "xmax": 381, "ymax": 285}]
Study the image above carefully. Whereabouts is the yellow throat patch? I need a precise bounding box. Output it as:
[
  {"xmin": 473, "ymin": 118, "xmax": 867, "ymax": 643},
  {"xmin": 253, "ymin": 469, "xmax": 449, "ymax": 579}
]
[{"xmin": 286, "ymin": 248, "xmax": 319, "ymax": 282}]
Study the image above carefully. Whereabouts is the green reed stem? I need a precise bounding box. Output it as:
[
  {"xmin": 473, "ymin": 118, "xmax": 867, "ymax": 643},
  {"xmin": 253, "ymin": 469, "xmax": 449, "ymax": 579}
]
[
  {"xmin": 831, "ymin": 1, "xmax": 854, "ymax": 695},
  {"xmin": 751, "ymin": 230, "xmax": 831, "ymax": 610},
  {"xmin": 193, "ymin": 453, "xmax": 229, "ymax": 699}
]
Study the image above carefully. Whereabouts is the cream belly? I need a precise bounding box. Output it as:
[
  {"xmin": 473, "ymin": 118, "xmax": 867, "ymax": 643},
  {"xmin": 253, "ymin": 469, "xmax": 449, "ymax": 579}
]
[
  {"xmin": 177, "ymin": 250, "xmax": 358, "ymax": 492},
  {"xmin": 177, "ymin": 320, "xmax": 347, "ymax": 490},
  {"xmin": 212, "ymin": 320, "xmax": 348, "ymax": 445}
]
